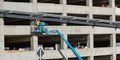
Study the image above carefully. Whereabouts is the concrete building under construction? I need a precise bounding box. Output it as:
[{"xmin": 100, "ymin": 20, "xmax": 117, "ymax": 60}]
[{"xmin": 1, "ymin": 0, "xmax": 120, "ymax": 60}]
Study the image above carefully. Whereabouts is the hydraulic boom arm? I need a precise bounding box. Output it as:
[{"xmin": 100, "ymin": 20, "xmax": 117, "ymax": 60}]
[
  {"xmin": 34, "ymin": 22, "xmax": 83, "ymax": 60},
  {"xmin": 45, "ymin": 30, "xmax": 83, "ymax": 60}
]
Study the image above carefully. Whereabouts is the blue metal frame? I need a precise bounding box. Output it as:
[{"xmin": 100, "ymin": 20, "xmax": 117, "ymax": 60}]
[
  {"xmin": 34, "ymin": 22, "xmax": 45, "ymax": 32},
  {"xmin": 34, "ymin": 22, "xmax": 83, "ymax": 60}
]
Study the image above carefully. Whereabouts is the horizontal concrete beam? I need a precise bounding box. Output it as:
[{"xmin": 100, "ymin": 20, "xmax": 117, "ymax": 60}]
[
  {"xmin": 94, "ymin": 27, "xmax": 115, "ymax": 34},
  {"xmin": 45, "ymin": 26, "xmax": 117, "ymax": 34},
  {"xmin": 92, "ymin": 7, "xmax": 113, "ymax": 15},
  {"xmin": 0, "ymin": 51, "xmax": 36, "ymax": 60},
  {"xmin": 42, "ymin": 48, "xmax": 113, "ymax": 59},
  {"xmin": 3, "ymin": 2, "xmax": 34, "ymax": 12},
  {"xmin": 116, "ymin": 8, "xmax": 120, "ymax": 15},
  {"xmin": 93, "ymin": 47, "xmax": 113, "ymax": 56},
  {"xmin": 3, "ymin": 2, "xmax": 116, "ymax": 15},
  {"xmin": 117, "ymin": 47, "xmax": 120, "ymax": 54},
  {"xmin": 42, "ymin": 49, "xmax": 90, "ymax": 59},
  {"xmin": 4, "ymin": 25, "xmax": 120, "ymax": 35},
  {"xmin": 37, "ymin": 3, "xmax": 63, "ymax": 13},
  {"xmin": 0, "ymin": 48, "xmax": 117, "ymax": 60},
  {"xmin": 4, "ymin": 26, "xmax": 31, "ymax": 35}
]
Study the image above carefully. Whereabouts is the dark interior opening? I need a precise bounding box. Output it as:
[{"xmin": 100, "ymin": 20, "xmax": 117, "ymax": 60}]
[
  {"xmin": 37, "ymin": 0, "xmax": 60, "ymax": 4},
  {"xmin": 93, "ymin": 15, "xmax": 111, "ymax": 20},
  {"xmin": 115, "ymin": 0, "xmax": 120, "ymax": 8},
  {"xmin": 5, "ymin": 35, "xmax": 31, "ymax": 51},
  {"xmin": 116, "ymin": 34, "xmax": 120, "ymax": 47},
  {"xmin": 116, "ymin": 16, "xmax": 120, "ymax": 21},
  {"xmin": 4, "ymin": 17, "xmax": 30, "ymax": 25},
  {"xmin": 94, "ymin": 55, "xmax": 111, "ymax": 60},
  {"xmin": 4, "ymin": 0, "xmax": 30, "ymax": 2},
  {"xmin": 45, "ymin": 21, "xmax": 62, "ymax": 26},
  {"xmin": 93, "ymin": 0, "xmax": 110, "ymax": 7},
  {"xmin": 94, "ymin": 34, "xmax": 110, "ymax": 48},
  {"xmin": 38, "ymin": 35, "xmax": 61, "ymax": 50},
  {"xmin": 117, "ymin": 54, "xmax": 120, "ymax": 60},
  {"xmin": 68, "ymin": 34, "xmax": 88, "ymax": 49},
  {"xmin": 67, "ymin": 0, "xmax": 86, "ymax": 6},
  {"xmin": 68, "ymin": 14, "xmax": 88, "ymax": 17}
]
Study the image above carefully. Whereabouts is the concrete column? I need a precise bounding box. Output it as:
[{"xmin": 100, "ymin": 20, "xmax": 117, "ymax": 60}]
[
  {"xmin": 88, "ymin": 14, "xmax": 93, "ymax": 19},
  {"xmin": 60, "ymin": 0, "xmax": 68, "ymax": 50},
  {"xmin": 62, "ymin": 0, "xmax": 67, "ymax": 16},
  {"xmin": 87, "ymin": 0, "xmax": 93, "ymax": 19},
  {"xmin": 88, "ymin": 9, "xmax": 93, "ymax": 49},
  {"xmin": 110, "ymin": 15, "xmax": 115, "ymax": 21},
  {"xmin": 60, "ymin": 0, "xmax": 67, "ymax": 15},
  {"xmin": 0, "ymin": 0, "xmax": 3, "ymax": 7},
  {"xmin": 60, "ymin": 0, "xmax": 68, "ymax": 60},
  {"xmin": 88, "ymin": 27, "xmax": 94, "ymax": 60},
  {"xmin": 60, "ymin": 34, "xmax": 68, "ymax": 49},
  {"xmin": 88, "ymin": 11, "xmax": 94, "ymax": 60},
  {"xmin": 109, "ymin": 0, "xmax": 115, "ymax": 7},
  {"xmin": 31, "ymin": 35, "xmax": 39, "ymax": 60},
  {"xmin": 31, "ymin": 0, "xmax": 38, "ymax": 12},
  {"xmin": 86, "ymin": 0, "xmax": 93, "ymax": 6},
  {"xmin": 88, "ymin": 31, "xmax": 94, "ymax": 48},
  {"xmin": 31, "ymin": 35, "xmax": 38, "ymax": 51},
  {"xmin": 109, "ymin": 0, "xmax": 116, "ymax": 22},
  {"xmin": 0, "ymin": 18, "xmax": 4, "ymax": 52},
  {"xmin": 60, "ymin": 0, "xmax": 67, "ymax": 5},
  {"xmin": 60, "ymin": 34, "xmax": 68, "ymax": 60},
  {"xmin": 110, "ymin": 8, "xmax": 115, "ymax": 22},
  {"xmin": 110, "ymin": 30, "xmax": 116, "ymax": 60},
  {"xmin": 30, "ymin": 0, "xmax": 37, "ymax": 3},
  {"xmin": 30, "ymin": 0, "xmax": 38, "ymax": 51}
]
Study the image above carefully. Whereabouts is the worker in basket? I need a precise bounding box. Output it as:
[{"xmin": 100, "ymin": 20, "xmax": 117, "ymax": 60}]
[{"xmin": 36, "ymin": 17, "xmax": 41, "ymax": 30}]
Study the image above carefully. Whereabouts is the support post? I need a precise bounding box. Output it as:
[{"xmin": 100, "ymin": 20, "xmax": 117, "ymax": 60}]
[
  {"xmin": 60, "ymin": 33, "xmax": 68, "ymax": 60},
  {"xmin": 110, "ymin": 30, "xmax": 116, "ymax": 60},
  {"xmin": 57, "ymin": 1, "xmax": 68, "ymax": 58},
  {"xmin": 30, "ymin": 0, "xmax": 37, "ymax": 3},
  {"xmin": 109, "ymin": 0, "xmax": 115, "ymax": 7},
  {"xmin": 86, "ymin": 0, "xmax": 93, "ymax": 6},
  {"xmin": 31, "ymin": 0, "xmax": 38, "ymax": 12},
  {"xmin": 0, "ymin": 0, "xmax": 3, "ymax": 8},
  {"xmin": 61, "ymin": 34, "xmax": 68, "ymax": 49},
  {"xmin": 109, "ymin": 0, "xmax": 115, "ymax": 22},
  {"xmin": 60, "ymin": 0, "xmax": 68, "ymax": 50},
  {"xmin": 31, "ymin": 35, "xmax": 38, "ymax": 60},
  {"xmin": 88, "ymin": 10, "xmax": 94, "ymax": 60},
  {"xmin": 88, "ymin": 28, "xmax": 94, "ymax": 60},
  {"xmin": 0, "ymin": 18, "xmax": 4, "ymax": 52},
  {"xmin": 109, "ymin": 0, "xmax": 116, "ymax": 58},
  {"xmin": 31, "ymin": 35, "xmax": 38, "ymax": 51}
]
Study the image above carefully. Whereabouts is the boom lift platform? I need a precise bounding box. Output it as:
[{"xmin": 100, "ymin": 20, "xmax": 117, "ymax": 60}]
[
  {"xmin": 1, "ymin": 9, "xmax": 120, "ymax": 60},
  {"xmin": 34, "ymin": 21, "xmax": 83, "ymax": 60}
]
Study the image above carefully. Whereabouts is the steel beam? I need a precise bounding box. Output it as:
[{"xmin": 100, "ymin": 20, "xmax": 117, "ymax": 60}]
[{"xmin": 1, "ymin": 9, "xmax": 120, "ymax": 28}]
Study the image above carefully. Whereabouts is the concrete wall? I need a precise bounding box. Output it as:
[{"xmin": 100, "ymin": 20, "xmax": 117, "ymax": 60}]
[
  {"xmin": 4, "ymin": 26, "xmax": 120, "ymax": 35},
  {"xmin": 4, "ymin": 26, "xmax": 30, "ymax": 35},
  {"xmin": 0, "ymin": 51, "xmax": 36, "ymax": 60},
  {"xmin": 2, "ymin": 2, "xmax": 116, "ymax": 15},
  {"xmin": 3, "ymin": 25, "xmax": 120, "ymax": 60},
  {"xmin": 1, "ymin": 0, "xmax": 120, "ymax": 60}
]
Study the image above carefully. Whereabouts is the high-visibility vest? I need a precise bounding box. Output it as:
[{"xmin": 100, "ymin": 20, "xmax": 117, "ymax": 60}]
[{"xmin": 36, "ymin": 19, "xmax": 40, "ymax": 26}]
